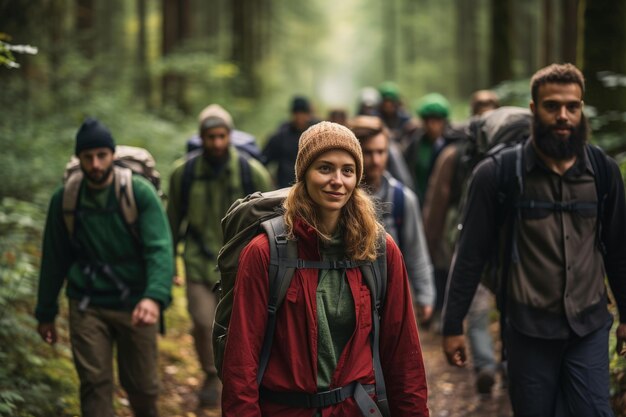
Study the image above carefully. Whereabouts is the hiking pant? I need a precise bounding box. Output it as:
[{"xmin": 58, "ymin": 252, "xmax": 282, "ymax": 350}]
[
  {"xmin": 505, "ymin": 317, "xmax": 614, "ymax": 417},
  {"xmin": 69, "ymin": 300, "xmax": 160, "ymax": 417},
  {"xmin": 466, "ymin": 284, "xmax": 497, "ymax": 373},
  {"xmin": 186, "ymin": 280, "xmax": 218, "ymax": 378}
]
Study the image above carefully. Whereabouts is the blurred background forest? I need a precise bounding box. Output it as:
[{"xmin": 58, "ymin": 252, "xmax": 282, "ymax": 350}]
[{"xmin": 1, "ymin": 0, "xmax": 626, "ymax": 416}]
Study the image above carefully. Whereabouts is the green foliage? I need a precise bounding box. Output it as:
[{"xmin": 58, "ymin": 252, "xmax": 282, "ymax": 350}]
[{"xmin": 0, "ymin": 198, "xmax": 79, "ymax": 416}]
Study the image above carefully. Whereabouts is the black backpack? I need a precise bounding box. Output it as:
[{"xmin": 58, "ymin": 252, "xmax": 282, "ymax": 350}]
[
  {"xmin": 212, "ymin": 188, "xmax": 391, "ymax": 417},
  {"xmin": 443, "ymin": 107, "xmax": 533, "ymax": 271}
]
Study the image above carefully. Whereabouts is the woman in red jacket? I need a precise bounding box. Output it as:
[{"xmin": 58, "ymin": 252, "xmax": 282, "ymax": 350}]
[{"xmin": 222, "ymin": 121, "xmax": 429, "ymax": 417}]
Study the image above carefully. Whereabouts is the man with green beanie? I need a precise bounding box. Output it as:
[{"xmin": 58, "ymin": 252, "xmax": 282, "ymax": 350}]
[
  {"xmin": 167, "ymin": 114, "xmax": 272, "ymax": 408},
  {"xmin": 405, "ymin": 92, "xmax": 460, "ymax": 203},
  {"xmin": 377, "ymin": 81, "xmax": 417, "ymax": 142},
  {"xmin": 35, "ymin": 117, "xmax": 174, "ymax": 417}
]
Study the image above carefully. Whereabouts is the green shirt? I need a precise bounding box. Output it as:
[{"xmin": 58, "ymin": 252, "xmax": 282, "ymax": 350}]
[
  {"xmin": 316, "ymin": 232, "xmax": 356, "ymax": 389},
  {"xmin": 35, "ymin": 175, "xmax": 174, "ymax": 323},
  {"xmin": 167, "ymin": 146, "xmax": 272, "ymax": 284}
]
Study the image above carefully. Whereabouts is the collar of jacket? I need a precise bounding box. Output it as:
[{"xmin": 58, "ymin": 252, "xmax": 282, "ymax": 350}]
[{"xmin": 292, "ymin": 217, "xmax": 326, "ymax": 261}]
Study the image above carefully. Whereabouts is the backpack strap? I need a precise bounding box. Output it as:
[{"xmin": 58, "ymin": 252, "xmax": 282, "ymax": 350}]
[
  {"xmin": 258, "ymin": 216, "xmax": 298, "ymax": 384},
  {"xmin": 586, "ymin": 144, "xmax": 611, "ymax": 255},
  {"xmin": 391, "ymin": 182, "xmax": 404, "ymax": 250},
  {"xmin": 113, "ymin": 166, "xmax": 140, "ymax": 241},
  {"xmin": 62, "ymin": 170, "xmax": 84, "ymax": 237},
  {"xmin": 180, "ymin": 151, "xmax": 201, "ymax": 221},
  {"xmin": 239, "ymin": 154, "xmax": 255, "ymax": 196},
  {"xmin": 358, "ymin": 235, "xmax": 389, "ymax": 417},
  {"xmin": 62, "ymin": 166, "xmax": 139, "ymax": 241}
]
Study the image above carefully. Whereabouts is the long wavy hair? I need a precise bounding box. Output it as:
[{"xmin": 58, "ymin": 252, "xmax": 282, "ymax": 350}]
[{"xmin": 283, "ymin": 181, "xmax": 385, "ymax": 261}]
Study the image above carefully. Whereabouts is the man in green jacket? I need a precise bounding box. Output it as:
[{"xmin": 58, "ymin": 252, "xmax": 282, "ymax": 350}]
[
  {"xmin": 167, "ymin": 114, "xmax": 272, "ymax": 407},
  {"xmin": 35, "ymin": 118, "xmax": 174, "ymax": 417}
]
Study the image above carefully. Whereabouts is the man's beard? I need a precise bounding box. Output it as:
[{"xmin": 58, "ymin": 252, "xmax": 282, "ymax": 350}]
[
  {"xmin": 533, "ymin": 113, "xmax": 588, "ymax": 161},
  {"xmin": 82, "ymin": 165, "xmax": 114, "ymax": 185}
]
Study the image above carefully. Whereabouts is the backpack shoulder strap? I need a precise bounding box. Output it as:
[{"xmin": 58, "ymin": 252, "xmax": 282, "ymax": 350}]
[
  {"xmin": 62, "ymin": 171, "xmax": 84, "ymax": 237},
  {"xmin": 181, "ymin": 152, "xmax": 200, "ymax": 220},
  {"xmin": 257, "ymin": 215, "xmax": 298, "ymax": 384},
  {"xmin": 586, "ymin": 144, "xmax": 611, "ymax": 255},
  {"xmin": 391, "ymin": 182, "xmax": 404, "ymax": 250},
  {"xmin": 114, "ymin": 166, "xmax": 138, "ymax": 224},
  {"xmin": 238, "ymin": 153, "xmax": 255, "ymax": 196},
  {"xmin": 358, "ymin": 235, "xmax": 389, "ymax": 417}
]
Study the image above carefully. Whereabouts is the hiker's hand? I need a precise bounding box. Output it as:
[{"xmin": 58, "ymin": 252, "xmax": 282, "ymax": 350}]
[
  {"xmin": 38, "ymin": 322, "xmax": 57, "ymax": 345},
  {"xmin": 616, "ymin": 323, "xmax": 626, "ymax": 357},
  {"xmin": 173, "ymin": 275, "xmax": 184, "ymax": 286},
  {"xmin": 416, "ymin": 304, "xmax": 433, "ymax": 324},
  {"xmin": 443, "ymin": 335, "xmax": 467, "ymax": 367},
  {"xmin": 132, "ymin": 298, "xmax": 160, "ymax": 326}
]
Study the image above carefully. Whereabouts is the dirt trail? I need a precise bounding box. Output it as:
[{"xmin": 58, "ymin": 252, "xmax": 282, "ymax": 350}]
[{"xmin": 116, "ymin": 299, "xmax": 512, "ymax": 417}]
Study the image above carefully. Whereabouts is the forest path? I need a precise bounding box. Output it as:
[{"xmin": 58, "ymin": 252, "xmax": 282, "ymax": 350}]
[{"xmin": 115, "ymin": 288, "xmax": 512, "ymax": 417}]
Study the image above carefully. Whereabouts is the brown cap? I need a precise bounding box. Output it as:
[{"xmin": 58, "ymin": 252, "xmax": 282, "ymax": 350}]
[
  {"xmin": 197, "ymin": 104, "xmax": 234, "ymax": 129},
  {"xmin": 295, "ymin": 121, "xmax": 363, "ymax": 183}
]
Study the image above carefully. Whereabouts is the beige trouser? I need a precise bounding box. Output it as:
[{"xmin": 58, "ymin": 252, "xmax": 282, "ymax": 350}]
[
  {"xmin": 186, "ymin": 280, "xmax": 218, "ymax": 377},
  {"xmin": 69, "ymin": 300, "xmax": 159, "ymax": 417}
]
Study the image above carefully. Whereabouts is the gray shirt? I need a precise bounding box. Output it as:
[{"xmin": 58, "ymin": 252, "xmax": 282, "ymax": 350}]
[{"xmin": 373, "ymin": 171, "xmax": 435, "ymax": 306}]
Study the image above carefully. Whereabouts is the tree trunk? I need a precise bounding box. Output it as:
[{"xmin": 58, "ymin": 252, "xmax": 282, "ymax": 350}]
[
  {"xmin": 232, "ymin": 0, "xmax": 262, "ymax": 97},
  {"xmin": 560, "ymin": 0, "xmax": 580, "ymax": 65},
  {"xmin": 382, "ymin": 0, "xmax": 397, "ymax": 81},
  {"xmin": 582, "ymin": 0, "xmax": 626, "ymax": 138},
  {"xmin": 489, "ymin": 0, "xmax": 513, "ymax": 84},
  {"xmin": 76, "ymin": 0, "xmax": 95, "ymax": 59},
  {"xmin": 542, "ymin": 0, "xmax": 555, "ymax": 66},
  {"xmin": 136, "ymin": 0, "xmax": 151, "ymax": 104},
  {"xmin": 456, "ymin": 0, "xmax": 479, "ymax": 96},
  {"xmin": 162, "ymin": 0, "xmax": 191, "ymax": 112}
]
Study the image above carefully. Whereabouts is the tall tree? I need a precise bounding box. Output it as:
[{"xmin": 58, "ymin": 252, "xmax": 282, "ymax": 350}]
[
  {"xmin": 561, "ymin": 0, "xmax": 580, "ymax": 64},
  {"xmin": 456, "ymin": 0, "xmax": 480, "ymax": 96},
  {"xmin": 582, "ymin": 0, "xmax": 626, "ymax": 137},
  {"xmin": 162, "ymin": 0, "xmax": 191, "ymax": 111},
  {"xmin": 489, "ymin": 0, "xmax": 514, "ymax": 85},
  {"xmin": 382, "ymin": 0, "xmax": 397, "ymax": 82},
  {"xmin": 231, "ymin": 0, "xmax": 271, "ymax": 97},
  {"xmin": 136, "ymin": 0, "xmax": 151, "ymax": 103},
  {"xmin": 541, "ymin": 0, "xmax": 556, "ymax": 66},
  {"xmin": 76, "ymin": 0, "xmax": 95, "ymax": 60}
]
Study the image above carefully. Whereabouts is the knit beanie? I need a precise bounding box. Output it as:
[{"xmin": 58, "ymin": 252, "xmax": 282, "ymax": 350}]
[
  {"xmin": 75, "ymin": 118, "xmax": 116, "ymax": 156},
  {"xmin": 416, "ymin": 93, "xmax": 450, "ymax": 119},
  {"xmin": 199, "ymin": 116, "xmax": 231, "ymax": 135},
  {"xmin": 295, "ymin": 121, "xmax": 363, "ymax": 183},
  {"xmin": 197, "ymin": 104, "xmax": 235, "ymax": 129}
]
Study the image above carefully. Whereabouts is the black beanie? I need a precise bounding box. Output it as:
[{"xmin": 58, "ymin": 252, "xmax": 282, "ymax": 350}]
[
  {"xmin": 291, "ymin": 96, "xmax": 311, "ymax": 113},
  {"xmin": 75, "ymin": 118, "xmax": 116, "ymax": 155}
]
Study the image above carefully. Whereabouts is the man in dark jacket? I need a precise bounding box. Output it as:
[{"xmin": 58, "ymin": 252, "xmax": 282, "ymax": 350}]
[
  {"xmin": 36, "ymin": 118, "xmax": 174, "ymax": 417},
  {"xmin": 262, "ymin": 95, "xmax": 317, "ymax": 188},
  {"xmin": 442, "ymin": 63, "xmax": 626, "ymax": 415}
]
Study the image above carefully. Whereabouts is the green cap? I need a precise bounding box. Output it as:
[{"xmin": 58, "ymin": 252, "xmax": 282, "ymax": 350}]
[
  {"xmin": 416, "ymin": 93, "xmax": 450, "ymax": 119},
  {"xmin": 378, "ymin": 81, "xmax": 400, "ymax": 101}
]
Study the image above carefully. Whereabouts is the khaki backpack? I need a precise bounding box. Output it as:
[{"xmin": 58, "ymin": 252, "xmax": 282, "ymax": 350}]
[{"xmin": 62, "ymin": 145, "xmax": 162, "ymax": 239}]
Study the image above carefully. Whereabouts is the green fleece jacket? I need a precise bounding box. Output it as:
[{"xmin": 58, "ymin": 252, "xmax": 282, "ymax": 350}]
[
  {"xmin": 35, "ymin": 175, "xmax": 174, "ymax": 323},
  {"xmin": 167, "ymin": 147, "xmax": 272, "ymax": 284}
]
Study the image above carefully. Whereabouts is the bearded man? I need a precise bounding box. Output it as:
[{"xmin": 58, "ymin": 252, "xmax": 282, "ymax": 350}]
[{"xmin": 441, "ymin": 63, "xmax": 626, "ymax": 416}]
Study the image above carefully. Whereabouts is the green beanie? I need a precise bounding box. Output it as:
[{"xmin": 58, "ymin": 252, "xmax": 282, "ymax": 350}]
[
  {"xmin": 378, "ymin": 81, "xmax": 400, "ymax": 102},
  {"xmin": 416, "ymin": 93, "xmax": 450, "ymax": 119}
]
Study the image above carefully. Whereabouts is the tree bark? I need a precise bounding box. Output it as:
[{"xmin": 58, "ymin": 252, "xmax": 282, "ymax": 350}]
[
  {"xmin": 542, "ymin": 0, "xmax": 555, "ymax": 66},
  {"xmin": 489, "ymin": 0, "xmax": 513, "ymax": 84},
  {"xmin": 560, "ymin": 0, "xmax": 579, "ymax": 65},
  {"xmin": 582, "ymin": 0, "xmax": 626, "ymax": 138},
  {"xmin": 136, "ymin": 0, "xmax": 151, "ymax": 104},
  {"xmin": 162, "ymin": 0, "xmax": 191, "ymax": 111}
]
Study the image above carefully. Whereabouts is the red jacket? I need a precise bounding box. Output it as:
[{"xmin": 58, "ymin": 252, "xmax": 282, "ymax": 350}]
[{"xmin": 222, "ymin": 218, "xmax": 429, "ymax": 417}]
